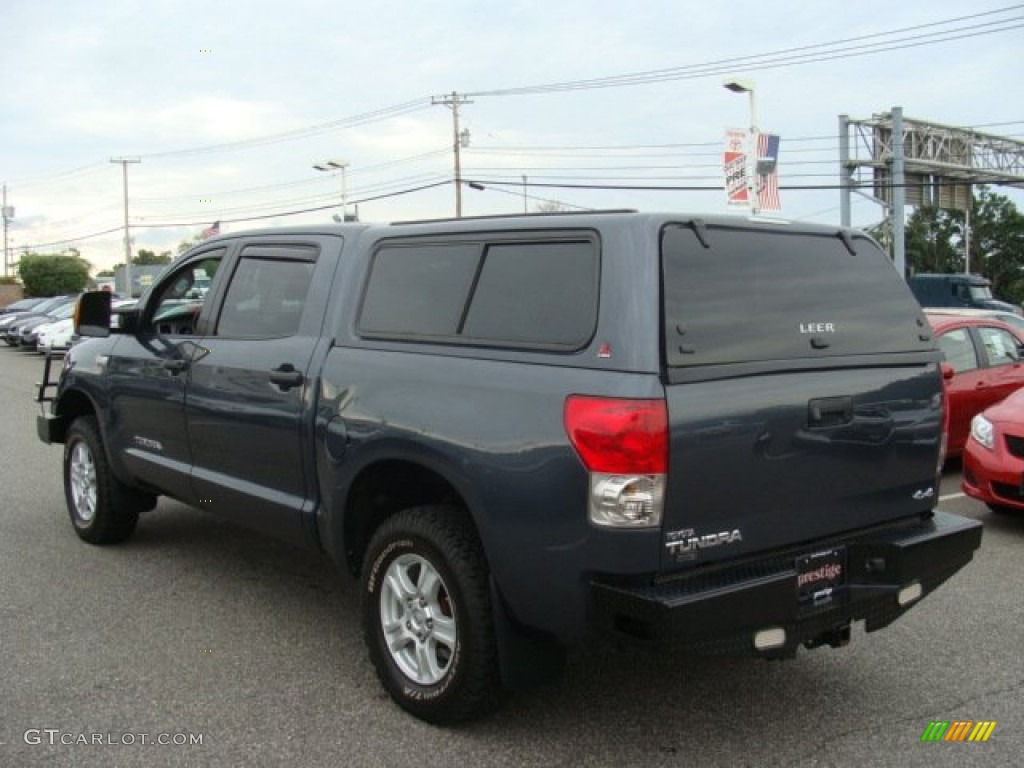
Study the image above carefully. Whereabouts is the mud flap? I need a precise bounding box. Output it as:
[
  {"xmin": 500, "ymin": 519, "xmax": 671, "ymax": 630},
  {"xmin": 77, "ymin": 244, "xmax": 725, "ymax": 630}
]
[{"xmin": 490, "ymin": 578, "xmax": 566, "ymax": 691}]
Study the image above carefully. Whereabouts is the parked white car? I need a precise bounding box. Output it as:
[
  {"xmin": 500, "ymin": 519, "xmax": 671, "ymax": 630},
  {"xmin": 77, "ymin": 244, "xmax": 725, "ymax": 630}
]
[
  {"xmin": 37, "ymin": 299, "xmax": 136, "ymax": 355},
  {"xmin": 36, "ymin": 318, "xmax": 75, "ymax": 354}
]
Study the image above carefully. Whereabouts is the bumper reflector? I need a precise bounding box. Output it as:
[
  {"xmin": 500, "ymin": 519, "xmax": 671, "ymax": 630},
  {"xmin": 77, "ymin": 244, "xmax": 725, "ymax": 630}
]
[
  {"xmin": 897, "ymin": 582, "xmax": 923, "ymax": 607},
  {"xmin": 753, "ymin": 627, "xmax": 787, "ymax": 651}
]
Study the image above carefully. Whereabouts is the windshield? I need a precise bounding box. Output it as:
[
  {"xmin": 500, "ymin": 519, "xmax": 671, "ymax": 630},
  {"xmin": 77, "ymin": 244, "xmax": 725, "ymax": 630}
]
[
  {"xmin": 969, "ymin": 285, "xmax": 994, "ymax": 300},
  {"xmin": 30, "ymin": 296, "xmax": 68, "ymax": 314},
  {"xmin": 5, "ymin": 298, "xmax": 45, "ymax": 312}
]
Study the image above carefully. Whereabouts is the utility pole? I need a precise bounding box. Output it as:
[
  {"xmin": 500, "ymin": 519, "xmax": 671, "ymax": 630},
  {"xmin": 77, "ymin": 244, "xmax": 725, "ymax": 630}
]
[
  {"xmin": 522, "ymin": 175, "xmax": 528, "ymax": 214},
  {"xmin": 432, "ymin": 92, "xmax": 473, "ymax": 217},
  {"xmin": 110, "ymin": 156, "xmax": 140, "ymax": 296},
  {"xmin": 2, "ymin": 183, "xmax": 12, "ymax": 278}
]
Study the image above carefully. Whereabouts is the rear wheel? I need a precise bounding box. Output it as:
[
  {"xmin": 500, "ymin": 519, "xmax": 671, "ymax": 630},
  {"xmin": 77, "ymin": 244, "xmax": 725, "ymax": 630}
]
[
  {"xmin": 63, "ymin": 416, "xmax": 155, "ymax": 544},
  {"xmin": 362, "ymin": 506, "xmax": 500, "ymax": 724}
]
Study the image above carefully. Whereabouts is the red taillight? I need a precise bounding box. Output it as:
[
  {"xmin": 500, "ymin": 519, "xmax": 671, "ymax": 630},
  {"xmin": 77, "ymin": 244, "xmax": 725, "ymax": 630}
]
[{"xmin": 564, "ymin": 396, "xmax": 668, "ymax": 474}]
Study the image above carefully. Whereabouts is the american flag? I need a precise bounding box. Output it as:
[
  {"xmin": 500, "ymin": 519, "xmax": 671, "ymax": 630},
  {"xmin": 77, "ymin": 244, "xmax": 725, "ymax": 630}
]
[
  {"xmin": 201, "ymin": 220, "xmax": 221, "ymax": 239},
  {"xmin": 756, "ymin": 133, "xmax": 781, "ymax": 211}
]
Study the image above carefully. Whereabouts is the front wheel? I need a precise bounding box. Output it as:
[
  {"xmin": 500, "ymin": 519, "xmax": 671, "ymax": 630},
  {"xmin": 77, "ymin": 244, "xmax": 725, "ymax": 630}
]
[
  {"xmin": 361, "ymin": 506, "xmax": 500, "ymax": 724},
  {"xmin": 63, "ymin": 416, "xmax": 154, "ymax": 544}
]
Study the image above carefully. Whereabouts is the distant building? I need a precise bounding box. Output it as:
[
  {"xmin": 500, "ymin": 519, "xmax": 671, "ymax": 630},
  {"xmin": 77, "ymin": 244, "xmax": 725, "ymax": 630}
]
[{"xmin": 114, "ymin": 264, "xmax": 168, "ymax": 297}]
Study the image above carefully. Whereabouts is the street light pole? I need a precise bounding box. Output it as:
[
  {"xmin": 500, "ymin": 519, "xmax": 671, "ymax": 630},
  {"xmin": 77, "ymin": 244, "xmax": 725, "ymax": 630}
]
[
  {"xmin": 723, "ymin": 78, "xmax": 759, "ymax": 215},
  {"xmin": 110, "ymin": 156, "xmax": 140, "ymax": 295},
  {"xmin": 314, "ymin": 160, "xmax": 349, "ymax": 220}
]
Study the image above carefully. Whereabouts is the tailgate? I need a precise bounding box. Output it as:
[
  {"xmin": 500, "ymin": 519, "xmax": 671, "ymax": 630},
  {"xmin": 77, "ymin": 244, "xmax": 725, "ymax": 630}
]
[
  {"xmin": 661, "ymin": 366, "xmax": 943, "ymax": 570},
  {"xmin": 659, "ymin": 221, "xmax": 943, "ymax": 572}
]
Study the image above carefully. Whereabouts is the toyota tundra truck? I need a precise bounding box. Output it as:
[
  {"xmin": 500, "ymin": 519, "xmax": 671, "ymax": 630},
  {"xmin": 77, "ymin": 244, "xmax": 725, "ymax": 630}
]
[{"xmin": 37, "ymin": 211, "xmax": 983, "ymax": 723}]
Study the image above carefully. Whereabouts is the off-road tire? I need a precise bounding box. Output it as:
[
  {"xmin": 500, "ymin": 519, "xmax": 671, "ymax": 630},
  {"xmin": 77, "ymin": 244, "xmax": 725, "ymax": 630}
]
[
  {"xmin": 63, "ymin": 416, "xmax": 154, "ymax": 544},
  {"xmin": 361, "ymin": 505, "xmax": 501, "ymax": 724}
]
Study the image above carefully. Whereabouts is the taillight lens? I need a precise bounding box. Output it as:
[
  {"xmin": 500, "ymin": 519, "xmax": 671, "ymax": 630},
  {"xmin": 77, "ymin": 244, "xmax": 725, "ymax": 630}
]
[
  {"xmin": 564, "ymin": 396, "xmax": 668, "ymax": 474},
  {"xmin": 564, "ymin": 396, "xmax": 668, "ymax": 528}
]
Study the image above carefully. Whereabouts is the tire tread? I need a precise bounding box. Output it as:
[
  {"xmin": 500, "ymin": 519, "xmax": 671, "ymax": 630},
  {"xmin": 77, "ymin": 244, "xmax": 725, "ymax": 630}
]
[
  {"xmin": 64, "ymin": 416, "xmax": 151, "ymax": 544},
  {"xmin": 362, "ymin": 505, "xmax": 501, "ymax": 724}
]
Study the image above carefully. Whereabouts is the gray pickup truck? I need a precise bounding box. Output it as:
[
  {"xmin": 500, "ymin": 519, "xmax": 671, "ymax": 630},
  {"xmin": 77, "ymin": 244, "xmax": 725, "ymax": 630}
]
[{"xmin": 38, "ymin": 211, "xmax": 982, "ymax": 723}]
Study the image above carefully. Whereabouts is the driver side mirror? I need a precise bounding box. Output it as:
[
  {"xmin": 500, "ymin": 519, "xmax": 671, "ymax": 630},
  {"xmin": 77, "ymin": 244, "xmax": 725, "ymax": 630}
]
[
  {"xmin": 74, "ymin": 292, "xmax": 112, "ymax": 338},
  {"xmin": 940, "ymin": 361, "xmax": 955, "ymax": 382}
]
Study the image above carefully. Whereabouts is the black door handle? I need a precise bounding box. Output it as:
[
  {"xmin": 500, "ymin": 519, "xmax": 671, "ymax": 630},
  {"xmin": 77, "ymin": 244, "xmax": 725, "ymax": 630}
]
[
  {"xmin": 270, "ymin": 364, "xmax": 304, "ymax": 390},
  {"xmin": 808, "ymin": 396, "xmax": 854, "ymax": 427}
]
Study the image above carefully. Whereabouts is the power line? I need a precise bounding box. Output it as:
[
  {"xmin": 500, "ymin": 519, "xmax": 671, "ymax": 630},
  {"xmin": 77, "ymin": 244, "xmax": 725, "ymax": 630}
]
[
  {"xmin": 466, "ymin": 6, "xmax": 1024, "ymax": 96},
  {"xmin": 8, "ymin": 7, "xmax": 1023, "ymax": 250},
  {"xmin": 132, "ymin": 148, "xmax": 451, "ymax": 204},
  {"xmin": 465, "ymin": 176, "xmax": 1020, "ymax": 192},
  {"xmin": 138, "ymin": 99, "xmax": 433, "ymax": 160},
  {"xmin": 11, "ymin": 10, "xmax": 1020, "ymax": 186},
  {"xmin": 13, "ymin": 181, "xmax": 453, "ymax": 251}
]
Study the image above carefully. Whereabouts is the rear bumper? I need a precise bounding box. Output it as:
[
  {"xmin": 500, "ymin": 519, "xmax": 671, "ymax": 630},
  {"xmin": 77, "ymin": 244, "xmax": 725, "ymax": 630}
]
[{"xmin": 590, "ymin": 510, "xmax": 982, "ymax": 655}]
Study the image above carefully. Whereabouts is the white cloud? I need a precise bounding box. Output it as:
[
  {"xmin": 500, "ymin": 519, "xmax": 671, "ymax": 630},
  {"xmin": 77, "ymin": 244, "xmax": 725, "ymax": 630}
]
[{"xmin": 57, "ymin": 97, "xmax": 304, "ymax": 144}]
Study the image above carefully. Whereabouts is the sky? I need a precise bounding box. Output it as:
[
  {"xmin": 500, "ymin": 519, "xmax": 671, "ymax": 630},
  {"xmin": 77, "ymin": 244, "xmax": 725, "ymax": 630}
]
[{"xmin": 1, "ymin": 0, "xmax": 1022, "ymax": 274}]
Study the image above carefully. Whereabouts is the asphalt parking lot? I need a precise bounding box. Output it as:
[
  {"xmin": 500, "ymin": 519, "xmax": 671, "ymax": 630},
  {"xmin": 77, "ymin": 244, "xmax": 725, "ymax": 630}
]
[{"xmin": 1, "ymin": 345, "xmax": 1022, "ymax": 767}]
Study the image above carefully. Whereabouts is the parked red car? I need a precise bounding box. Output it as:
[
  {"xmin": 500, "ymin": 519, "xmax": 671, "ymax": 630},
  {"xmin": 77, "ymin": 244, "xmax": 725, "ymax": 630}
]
[
  {"xmin": 963, "ymin": 387, "xmax": 1024, "ymax": 514},
  {"xmin": 927, "ymin": 312, "xmax": 1024, "ymax": 456}
]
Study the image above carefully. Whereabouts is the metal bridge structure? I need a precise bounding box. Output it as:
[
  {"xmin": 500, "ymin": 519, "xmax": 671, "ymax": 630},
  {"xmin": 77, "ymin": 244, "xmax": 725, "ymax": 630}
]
[{"xmin": 839, "ymin": 107, "xmax": 1024, "ymax": 275}]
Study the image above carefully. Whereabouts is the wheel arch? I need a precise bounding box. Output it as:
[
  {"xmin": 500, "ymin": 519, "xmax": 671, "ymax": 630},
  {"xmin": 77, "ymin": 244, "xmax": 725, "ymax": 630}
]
[
  {"xmin": 56, "ymin": 386, "xmax": 146, "ymax": 494},
  {"xmin": 53, "ymin": 387, "xmax": 100, "ymax": 444},
  {"xmin": 339, "ymin": 455, "xmax": 488, "ymax": 578}
]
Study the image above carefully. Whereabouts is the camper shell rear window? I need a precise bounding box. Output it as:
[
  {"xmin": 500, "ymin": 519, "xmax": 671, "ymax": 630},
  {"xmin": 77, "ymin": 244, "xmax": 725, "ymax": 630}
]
[{"xmin": 661, "ymin": 223, "xmax": 934, "ymax": 369}]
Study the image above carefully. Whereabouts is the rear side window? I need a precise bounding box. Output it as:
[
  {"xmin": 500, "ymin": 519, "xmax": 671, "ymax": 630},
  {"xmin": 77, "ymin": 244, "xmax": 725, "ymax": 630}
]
[
  {"xmin": 938, "ymin": 329, "xmax": 979, "ymax": 373},
  {"xmin": 978, "ymin": 326, "xmax": 1020, "ymax": 366},
  {"xmin": 358, "ymin": 237, "xmax": 598, "ymax": 350},
  {"xmin": 661, "ymin": 224, "xmax": 934, "ymax": 368},
  {"xmin": 358, "ymin": 244, "xmax": 479, "ymax": 337}
]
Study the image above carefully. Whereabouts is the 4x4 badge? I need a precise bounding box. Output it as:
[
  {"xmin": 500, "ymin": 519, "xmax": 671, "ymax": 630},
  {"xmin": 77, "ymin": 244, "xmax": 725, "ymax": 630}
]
[{"xmin": 912, "ymin": 487, "xmax": 935, "ymax": 501}]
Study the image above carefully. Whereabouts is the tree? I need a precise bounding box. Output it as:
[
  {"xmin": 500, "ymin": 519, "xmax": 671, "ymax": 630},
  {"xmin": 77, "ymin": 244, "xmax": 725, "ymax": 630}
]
[
  {"xmin": 96, "ymin": 269, "xmax": 116, "ymax": 278},
  {"xmin": 17, "ymin": 253, "xmax": 90, "ymax": 296},
  {"xmin": 899, "ymin": 187, "xmax": 1024, "ymax": 305},
  {"xmin": 904, "ymin": 205, "xmax": 961, "ymax": 274},
  {"xmin": 177, "ymin": 236, "xmax": 202, "ymax": 254},
  {"xmin": 134, "ymin": 249, "xmax": 172, "ymax": 265},
  {"xmin": 968, "ymin": 187, "xmax": 1024, "ymax": 303}
]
